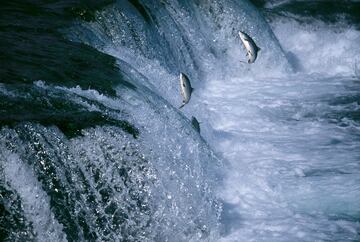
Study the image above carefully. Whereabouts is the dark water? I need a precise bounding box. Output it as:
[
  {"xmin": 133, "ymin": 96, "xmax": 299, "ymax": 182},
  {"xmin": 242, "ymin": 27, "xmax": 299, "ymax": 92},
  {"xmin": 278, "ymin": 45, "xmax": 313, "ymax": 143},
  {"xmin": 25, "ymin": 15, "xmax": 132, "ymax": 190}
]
[
  {"xmin": 0, "ymin": 1, "xmax": 140, "ymax": 138},
  {"xmin": 1, "ymin": 0, "xmax": 359, "ymax": 241},
  {"xmin": 260, "ymin": 0, "xmax": 360, "ymax": 30}
]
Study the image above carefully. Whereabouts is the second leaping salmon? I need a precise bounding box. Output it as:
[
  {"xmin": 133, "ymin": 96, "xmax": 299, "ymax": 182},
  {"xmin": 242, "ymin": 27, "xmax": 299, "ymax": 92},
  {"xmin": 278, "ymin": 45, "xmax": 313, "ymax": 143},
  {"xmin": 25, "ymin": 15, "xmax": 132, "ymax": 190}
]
[
  {"xmin": 179, "ymin": 72, "xmax": 193, "ymax": 109},
  {"xmin": 239, "ymin": 31, "xmax": 261, "ymax": 64},
  {"xmin": 191, "ymin": 116, "xmax": 201, "ymax": 133}
]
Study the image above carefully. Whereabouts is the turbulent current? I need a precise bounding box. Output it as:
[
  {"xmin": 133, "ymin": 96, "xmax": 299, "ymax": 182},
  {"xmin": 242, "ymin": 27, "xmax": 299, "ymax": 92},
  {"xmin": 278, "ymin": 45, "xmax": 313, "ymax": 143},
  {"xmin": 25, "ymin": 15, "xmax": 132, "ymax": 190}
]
[{"xmin": 1, "ymin": 0, "xmax": 359, "ymax": 241}]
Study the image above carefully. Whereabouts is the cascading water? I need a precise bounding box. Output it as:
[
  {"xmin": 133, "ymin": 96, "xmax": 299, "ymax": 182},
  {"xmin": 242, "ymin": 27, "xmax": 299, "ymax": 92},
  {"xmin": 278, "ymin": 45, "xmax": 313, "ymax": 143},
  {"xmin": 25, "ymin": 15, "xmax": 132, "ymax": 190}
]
[{"xmin": 1, "ymin": 0, "xmax": 359, "ymax": 241}]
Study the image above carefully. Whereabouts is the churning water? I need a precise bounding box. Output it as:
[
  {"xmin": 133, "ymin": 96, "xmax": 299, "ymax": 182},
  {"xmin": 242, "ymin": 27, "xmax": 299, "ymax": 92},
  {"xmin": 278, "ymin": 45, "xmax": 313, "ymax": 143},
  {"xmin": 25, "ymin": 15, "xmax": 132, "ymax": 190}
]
[{"xmin": 1, "ymin": 0, "xmax": 359, "ymax": 241}]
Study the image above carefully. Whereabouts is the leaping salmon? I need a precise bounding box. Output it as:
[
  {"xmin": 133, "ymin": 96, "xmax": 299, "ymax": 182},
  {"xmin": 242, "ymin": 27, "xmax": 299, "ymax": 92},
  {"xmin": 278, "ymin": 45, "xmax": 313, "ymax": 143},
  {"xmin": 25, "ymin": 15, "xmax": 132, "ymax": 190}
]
[
  {"xmin": 239, "ymin": 31, "xmax": 261, "ymax": 64},
  {"xmin": 179, "ymin": 72, "xmax": 193, "ymax": 109}
]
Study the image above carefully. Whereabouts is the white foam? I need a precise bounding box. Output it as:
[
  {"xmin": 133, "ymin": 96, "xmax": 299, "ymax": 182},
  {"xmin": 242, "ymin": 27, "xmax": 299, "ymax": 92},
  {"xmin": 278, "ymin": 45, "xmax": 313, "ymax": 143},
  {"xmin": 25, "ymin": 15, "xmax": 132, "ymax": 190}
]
[
  {"xmin": 198, "ymin": 70, "xmax": 360, "ymax": 240},
  {"xmin": 1, "ymin": 143, "xmax": 67, "ymax": 242},
  {"xmin": 271, "ymin": 20, "xmax": 360, "ymax": 76}
]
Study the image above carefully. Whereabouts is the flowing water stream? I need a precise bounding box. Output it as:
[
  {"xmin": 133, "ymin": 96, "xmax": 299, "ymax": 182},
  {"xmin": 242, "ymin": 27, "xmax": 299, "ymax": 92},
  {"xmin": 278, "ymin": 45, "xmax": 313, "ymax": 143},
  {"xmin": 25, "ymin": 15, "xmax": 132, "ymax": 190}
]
[{"xmin": 1, "ymin": 0, "xmax": 359, "ymax": 241}]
